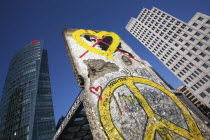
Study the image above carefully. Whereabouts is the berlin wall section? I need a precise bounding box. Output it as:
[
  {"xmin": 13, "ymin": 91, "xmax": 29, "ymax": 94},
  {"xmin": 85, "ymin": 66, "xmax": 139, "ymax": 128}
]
[{"xmin": 62, "ymin": 28, "xmax": 210, "ymax": 140}]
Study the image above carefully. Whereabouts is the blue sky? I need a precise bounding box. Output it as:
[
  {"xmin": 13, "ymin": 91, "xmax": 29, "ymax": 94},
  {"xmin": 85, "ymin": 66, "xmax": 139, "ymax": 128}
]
[{"xmin": 0, "ymin": 0, "xmax": 210, "ymax": 124}]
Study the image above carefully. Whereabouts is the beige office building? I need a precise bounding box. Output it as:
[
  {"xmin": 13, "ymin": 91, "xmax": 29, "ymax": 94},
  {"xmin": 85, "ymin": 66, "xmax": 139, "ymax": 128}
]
[{"xmin": 126, "ymin": 7, "xmax": 210, "ymax": 108}]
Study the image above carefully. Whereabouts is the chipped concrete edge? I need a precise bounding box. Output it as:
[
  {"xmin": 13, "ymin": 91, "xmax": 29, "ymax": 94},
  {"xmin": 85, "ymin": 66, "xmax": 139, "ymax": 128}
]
[{"xmin": 63, "ymin": 28, "xmax": 85, "ymax": 87}]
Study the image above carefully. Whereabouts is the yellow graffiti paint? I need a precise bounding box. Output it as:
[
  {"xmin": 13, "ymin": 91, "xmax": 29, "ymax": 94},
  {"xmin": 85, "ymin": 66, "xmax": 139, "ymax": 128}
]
[
  {"xmin": 98, "ymin": 77, "xmax": 204, "ymax": 140},
  {"xmin": 72, "ymin": 29, "xmax": 120, "ymax": 60}
]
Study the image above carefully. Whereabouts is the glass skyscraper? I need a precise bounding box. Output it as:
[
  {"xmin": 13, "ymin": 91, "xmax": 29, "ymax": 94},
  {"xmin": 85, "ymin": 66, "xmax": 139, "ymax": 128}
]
[{"xmin": 0, "ymin": 40, "xmax": 55, "ymax": 140}]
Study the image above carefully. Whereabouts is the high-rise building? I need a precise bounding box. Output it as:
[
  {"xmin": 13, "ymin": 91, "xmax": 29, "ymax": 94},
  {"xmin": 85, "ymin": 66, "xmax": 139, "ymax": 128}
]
[
  {"xmin": 126, "ymin": 7, "xmax": 210, "ymax": 108},
  {"xmin": 177, "ymin": 86, "xmax": 210, "ymax": 120},
  {"xmin": 0, "ymin": 41, "xmax": 56, "ymax": 140}
]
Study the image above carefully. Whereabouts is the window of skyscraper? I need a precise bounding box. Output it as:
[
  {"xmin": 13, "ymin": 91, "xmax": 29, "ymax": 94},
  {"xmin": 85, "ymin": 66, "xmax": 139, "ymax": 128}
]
[
  {"xmin": 198, "ymin": 17, "xmax": 204, "ymax": 21},
  {"xmin": 187, "ymin": 64, "xmax": 191, "ymax": 69},
  {"xmin": 173, "ymin": 34, "xmax": 177, "ymax": 38},
  {"xmin": 176, "ymin": 21, "xmax": 181, "ymax": 26},
  {"xmin": 176, "ymin": 52, "xmax": 180, "ymax": 56},
  {"xmin": 179, "ymin": 38, "xmax": 183, "ymax": 42},
  {"xmin": 194, "ymin": 84, "xmax": 199, "ymax": 89},
  {"xmin": 197, "ymin": 42, "xmax": 203, "ymax": 46},
  {"xmin": 187, "ymin": 53, "xmax": 192, "ymax": 56},
  {"xmin": 158, "ymin": 18, "xmax": 162, "ymax": 22},
  {"xmin": 167, "ymin": 23, "xmax": 171, "ymax": 27},
  {"xmin": 200, "ymin": 92, "xmax": 206, "ymax": 98},
  {"xmin": 192, "ymin": 86, "xmax": 196, "ymax": 91},
  {"xmin": 161, "ymin": 13, "xmax": 165, "ymax": 17},
  {"xmin": 189, "ymin": 62, "xmax": 194, "ymax": 66},
  {"xmin": 164, "ymin": 35, "xmax": 168, "ymax": 39},
  {"xmin": 163, "ymin": 28, "xmax": 167, "ymax": 32},
  {"xmin": 194, "ymin": 70, "xmax": 199, "ymax": 75},
  {"xmin": 188, "ymin": 28, "xmax": 193, "ymax": 32},
  {"xmin": 185, "ymin": 43, "xmax": 190, "ymax": 47},
  {"xmin": 193, "ymin": 23, "xmax": 198, "ymax": 27},
  {"xmin": 202, "ymin": 63, "xmax": 209, "ymax": 68},
  {"xmin": 200, "ymin": 80, "xmax": 205, "ymax": 84},
  {"xmin": 180, "ymin": 59, "xmax": 185, "ymax": 63},
  {"xmin": 192, "ymin": 47, "xmax": 197, "ymax": 52},
  {"xmin": 180, "ymin": 48, "xmax": 185, "ymax": 51},
  {"xmin": 178, "ymin": 61, "xmax": 182, "ymax": 65},
  {"xmin": 169, "ymin": 39, "xmax": 173, "ymax": 43},
  {"xmin": 202, "ymin": 77, "xmax": 208, "ymax": 82},
  {"xmin": 206, "ymin": 75, "xmax": 210, "ymax": 80},
  {"xmin": 162, "ymin": 20, "xmax": 166, "ymax": 24},
  {"xmin": 181, "ymin": 24, "xmax": 186, "ymax": 29},
  {"xmin": 168, "ymin": 31, "xmax": 172, "ymax": 35},
  {"xmin": 206, "ymin": 47, "xmax": 210, "ymax": 52},
  {"xmin": 206, "ymin": 20, "xmax": 210, "ymax": 25},
  {"xmin": 200, "ymin": 52, "xmax": 206, "ymax": 57},
  {"xmin": 175, "ymin": 43, "xmax": 179, "ymax": 47},
  {"xmin": 186, "ymin": 78, "xmax": 191, "ymax": 83},
  {"xmin": 183, "ymin": 33, "xmax": 188, "ymax": 37},
  {"xmin": 189, "ymin": 75, "xmax": 194, "ymax": 80},
  {"xmin": 190, "ymin": 37, "xmax": 195, "ymax": 42},
  {"xmin": 195, "ymin": 32, "xmax": 201, "ymax": 36},
  {"xmin": 171, "ymin": 18, "xmax": 175, "ymax": 22},
  {"xmin": 160, "ymin": 32, "xmax": 164, "ymax": 36},
  {"xmin": 194, "ymin": 58, "xmax": 200, "ymax": 62},
  {"xmin": 197, "ymin": 82, "xmax": 202, "ymax": 88},
  {"xmin": 196, "ymin": 68, "xmax": 202, "ymax": 73},
  {"xmin": 184, "ymin": 80, "xmax": 188, "ymax": 84},
  {"xmin": 200, "ymin": 26, "xmax": 206, "ymax": 31},
  {"xmin": 192, "ymin": 73, "xmax": 197, "ymax": 78},
  {"xmin": 206, "ymin": 88, "xmax": 210, "ymax": 93},
  {"xmin": 203, "ymin": 36, "xmax": 209, "ymax": 41}
]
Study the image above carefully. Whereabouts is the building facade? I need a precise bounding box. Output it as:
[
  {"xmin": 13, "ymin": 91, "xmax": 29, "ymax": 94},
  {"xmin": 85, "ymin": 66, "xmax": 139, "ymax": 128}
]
[
  {"xmin": 126, "ymin": 7, "xmax": 210, "ymax": 108},
  {"xmin": 177, "ymin": 86, "xmax": 210, "ymax": 121},
  {"xmin": 0, "ymin": 41, "xmax": 56, "ymax": 140}
]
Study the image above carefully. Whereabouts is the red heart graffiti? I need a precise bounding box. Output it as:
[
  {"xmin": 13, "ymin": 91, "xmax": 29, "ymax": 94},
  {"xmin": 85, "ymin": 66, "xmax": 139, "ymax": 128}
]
[{"xmin": 89, "ymin": 86, "xmax": 102, "ymax": 100}]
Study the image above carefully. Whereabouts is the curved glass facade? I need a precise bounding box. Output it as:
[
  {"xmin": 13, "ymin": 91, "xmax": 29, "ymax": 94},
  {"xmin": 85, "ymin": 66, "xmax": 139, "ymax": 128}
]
[{"xmin": 0, "ymin": 41, "xmax": 55, "ymax": 140}]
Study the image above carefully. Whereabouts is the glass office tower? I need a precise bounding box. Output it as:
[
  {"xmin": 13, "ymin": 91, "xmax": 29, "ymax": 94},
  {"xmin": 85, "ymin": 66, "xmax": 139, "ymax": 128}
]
[{"xmin": 0, "ymin": 40, "xmax": 55, "ymax": 140}]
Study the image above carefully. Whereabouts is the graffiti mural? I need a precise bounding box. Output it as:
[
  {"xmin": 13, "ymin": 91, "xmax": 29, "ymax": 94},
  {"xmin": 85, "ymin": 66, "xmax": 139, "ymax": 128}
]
[
  {"xmin": 98, "ymin": 77, "xmax": 204, "ymax": 140},
  {"xmin": 63, "ymin": 28, "xmax": 210, "ymax": 139}
]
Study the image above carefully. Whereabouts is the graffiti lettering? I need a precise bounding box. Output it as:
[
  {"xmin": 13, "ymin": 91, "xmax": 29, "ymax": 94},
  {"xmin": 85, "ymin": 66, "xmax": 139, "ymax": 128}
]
[{"xmin": 98, "ymin": 77, "xmax": 204, "ymax": 140}]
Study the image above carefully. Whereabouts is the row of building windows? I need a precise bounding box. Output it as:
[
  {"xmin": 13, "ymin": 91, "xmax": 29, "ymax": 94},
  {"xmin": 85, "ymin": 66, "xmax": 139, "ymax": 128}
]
[
  {"xmin": 180, "ymin": 45, "xmax": 206, "ymax": 58},
  {"xmin": 133, "ymin": 14, "xmax": 209, "ymax": 59},
  {"xmin": 183, "ymin": 68, "xmax": 203, "ymax": 84},
  {"xmin": 191, "ymin": 75, "xmax": 210, "ymax": 91},
  {"xmin": 141, "ymin": 18, "xmax": 208, "ymax": 53},
  {"xmin": 197, "ymin": 16, "xmax": 210, "ymax": 25},
  {"xmin": 193, "ymin": 23, "xmax": 208, "ymax": 31},
  {"xmin": 136, "ymin": 11, "xmax": 209, "ymax": 44},
  {"xmin": 151, "ymin": 8, "xmax": 187, "ymax": 27},
  {"xmin": 140, "ymin": 10, "xmax": 187, "ymax": 35},
  {"xmin": 199, "ymin": 87, "xmax": 210, "ymax": 98}
]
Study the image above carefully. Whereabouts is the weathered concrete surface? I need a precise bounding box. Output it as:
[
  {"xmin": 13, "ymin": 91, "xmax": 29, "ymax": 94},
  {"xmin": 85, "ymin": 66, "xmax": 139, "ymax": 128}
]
[{"xmin": 63, "ymin": 28, "xmax": 210, "ymax": 140}]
